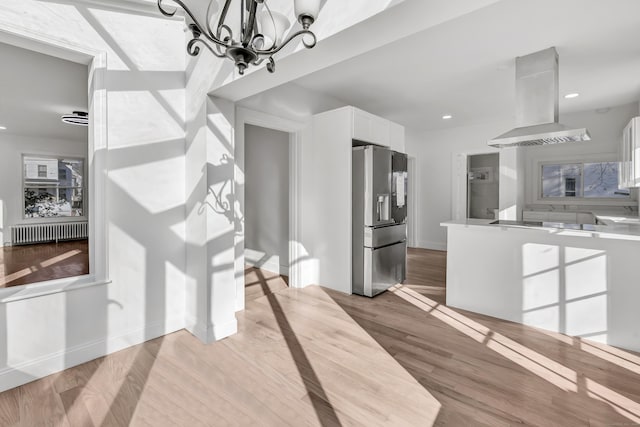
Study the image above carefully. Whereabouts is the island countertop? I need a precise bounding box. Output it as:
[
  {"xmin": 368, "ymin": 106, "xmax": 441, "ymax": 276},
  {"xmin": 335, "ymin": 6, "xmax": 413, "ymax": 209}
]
[
  {"xmin": 441, "ymin": 216, "xmax": 640, "ymax": 241},
  {"xmin": 441, "ymin": 214, "xmax": 640, "ymax": 353}
]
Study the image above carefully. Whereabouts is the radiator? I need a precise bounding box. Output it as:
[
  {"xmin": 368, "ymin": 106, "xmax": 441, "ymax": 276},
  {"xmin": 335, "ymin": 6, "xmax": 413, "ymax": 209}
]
[{"xmin": 11, "ymin": 221, "xmax": 88, "ymax": 245}]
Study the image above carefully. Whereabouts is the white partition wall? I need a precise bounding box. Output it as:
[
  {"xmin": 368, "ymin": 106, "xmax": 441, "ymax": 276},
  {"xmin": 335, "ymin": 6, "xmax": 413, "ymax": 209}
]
[{"xmin": 0, "ymin": 1, "xmax": 187, "ymax": 392}]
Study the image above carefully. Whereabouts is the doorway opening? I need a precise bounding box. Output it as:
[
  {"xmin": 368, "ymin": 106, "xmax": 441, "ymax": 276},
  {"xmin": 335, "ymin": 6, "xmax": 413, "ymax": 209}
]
[
  {"xmin": 467, "ymin": 153, "xmax": 500, "ymax": 219},
  {"xmin": 243, "ymin": 124, "xmax": 290, "ymax": 302}
]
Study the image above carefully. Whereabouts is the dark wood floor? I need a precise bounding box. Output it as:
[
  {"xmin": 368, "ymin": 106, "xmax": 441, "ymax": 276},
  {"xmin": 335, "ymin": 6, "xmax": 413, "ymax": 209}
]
[
  {"xmin": 0, "ymin": 240, "xmax": 89, "ymax": 288},
  {"xmin": 1, "ymin": 248, "xmax": 640, "ymax": 426}
]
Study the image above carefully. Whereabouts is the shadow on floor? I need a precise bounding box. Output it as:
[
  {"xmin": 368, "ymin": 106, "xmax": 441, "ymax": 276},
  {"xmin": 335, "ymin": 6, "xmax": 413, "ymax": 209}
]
[{"xmin": 253, "ymin": 268, "xmax": 342, "ymax": 427}]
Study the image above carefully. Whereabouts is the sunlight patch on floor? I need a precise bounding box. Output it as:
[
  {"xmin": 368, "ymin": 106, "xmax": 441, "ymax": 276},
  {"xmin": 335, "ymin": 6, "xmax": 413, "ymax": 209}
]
[
  {"xmin": 40, "ymin": 250, "xmax": 82, "ymax": 268},
  {"xmin": 389, "ymin": 284, "xmax": 640, "ymax": 423}
]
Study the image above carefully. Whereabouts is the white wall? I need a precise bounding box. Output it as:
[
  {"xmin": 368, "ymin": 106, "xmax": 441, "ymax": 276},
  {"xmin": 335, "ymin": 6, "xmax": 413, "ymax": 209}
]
[
  {"xmin": 244, "ymin": 124, "xmax": 289, "ymax": 275},
  {"xmin": 523, "ymin": 102, "xmax": 639, "ymax": 206},
  {"xmin": 0, "ymin": 135, "xmax": 88, "ymax": 246},
  {"xmin": 407, "ymin": 102, "xmax": 640, "ymax": 251},
  {"xmin": 0, "ymin": 1, "xmax": 186, "ymax": 392},
  {"xmin": 405, "ymin": 119, "xmax": 507, "ymax": 250}
]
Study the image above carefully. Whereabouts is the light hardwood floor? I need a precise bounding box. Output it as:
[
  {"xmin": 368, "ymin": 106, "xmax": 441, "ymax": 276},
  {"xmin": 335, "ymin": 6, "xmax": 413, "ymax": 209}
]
[{"xmin": 1, "ymin": 248, "xmax": 640, "ymax": 426}]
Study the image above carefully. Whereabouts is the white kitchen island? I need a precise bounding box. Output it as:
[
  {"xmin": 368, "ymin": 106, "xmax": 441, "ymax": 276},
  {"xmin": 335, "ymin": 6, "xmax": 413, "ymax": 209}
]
[{"xmin": 442, "ymin": 218, "xmax": 640, "ymax": 352}]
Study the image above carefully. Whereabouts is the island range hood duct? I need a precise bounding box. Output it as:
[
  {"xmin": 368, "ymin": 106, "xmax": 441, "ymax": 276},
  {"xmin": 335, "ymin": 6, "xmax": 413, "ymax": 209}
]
[{"xmin": 489, "ymin": 47, "xmax": 591, "ymax": 148}]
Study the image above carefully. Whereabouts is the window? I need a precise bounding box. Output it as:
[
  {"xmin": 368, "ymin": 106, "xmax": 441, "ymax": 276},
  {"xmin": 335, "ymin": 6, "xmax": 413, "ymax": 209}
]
[
  {"xmin": 541, "ymin": 161, "xmax": 630, "ymax": 199},
  {"xmin": 23, "ymin": 156, "xmax": 85, "ymax": 218}
]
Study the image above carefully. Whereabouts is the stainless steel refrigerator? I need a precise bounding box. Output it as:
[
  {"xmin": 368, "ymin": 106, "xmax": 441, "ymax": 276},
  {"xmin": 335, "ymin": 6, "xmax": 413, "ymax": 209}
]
[{"xmin": 352, "ymin": 145, "xmax": 408, "ymax": 297}]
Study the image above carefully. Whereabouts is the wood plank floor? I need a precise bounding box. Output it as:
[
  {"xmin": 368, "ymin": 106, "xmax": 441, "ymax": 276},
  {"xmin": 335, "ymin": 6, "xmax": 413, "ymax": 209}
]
[
  {"xmin": 2, "ymin": 248, "xmax": 640, "ymax": 426},
  {"xmin": 244, "ymin": 265, "xmax": 288, "ymax": 302},
  {"xmin": 0, "ymin": 240, "xmax": 89, "ymax": 288}
]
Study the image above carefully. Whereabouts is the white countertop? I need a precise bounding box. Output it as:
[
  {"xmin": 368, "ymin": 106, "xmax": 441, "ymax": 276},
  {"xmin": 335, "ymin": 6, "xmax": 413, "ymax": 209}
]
[{"xmin": 441, "ymin": 216, "xmax": 640, "ymax": 241}]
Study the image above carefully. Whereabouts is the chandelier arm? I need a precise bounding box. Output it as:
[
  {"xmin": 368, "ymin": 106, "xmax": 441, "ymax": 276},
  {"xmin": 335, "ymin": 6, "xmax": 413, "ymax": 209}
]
[
  {"xmin": 205, "ymin": 0, "xmax": 219, "ymax": 43},
  {"xmin": 217, "ymin": 24, "xmax": 234, "ymax": 44},
  {"xmin": 242, "ymin": 0, "xmax": 259, "ymax": 47},
  {"xmin": 158, "ymin": 0, "xmax": 229, "ymax": 49},
  {"xmin": 188, "ymin": 38, "xmax": 226, "ymax": 58},
  {"xmin": 249, "ymin": 56, "xmax": 276, "ymax": 73},
  {"xmin": 216, "ymin": 0, "xmax": 233, "ymax": 39},
  {"xmin": 261, "ymin": 1, "xmax": 276, "ymax": 50},
  {"xmin": 256, "ymin": 29, "xmax": 317, "ymax": 56}
]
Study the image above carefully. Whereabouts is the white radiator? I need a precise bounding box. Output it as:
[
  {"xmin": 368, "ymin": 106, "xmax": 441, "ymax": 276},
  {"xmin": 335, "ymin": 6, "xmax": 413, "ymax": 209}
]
[{"xmin": 11, "ymin": 221, "xmax": 88, "ymax": 245}]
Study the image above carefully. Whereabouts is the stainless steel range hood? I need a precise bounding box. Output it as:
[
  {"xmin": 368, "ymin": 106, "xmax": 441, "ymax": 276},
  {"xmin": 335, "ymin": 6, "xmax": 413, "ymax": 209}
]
[{"xmin": 489, "ymin": 47, "xmax": 591, "ymax": 148}]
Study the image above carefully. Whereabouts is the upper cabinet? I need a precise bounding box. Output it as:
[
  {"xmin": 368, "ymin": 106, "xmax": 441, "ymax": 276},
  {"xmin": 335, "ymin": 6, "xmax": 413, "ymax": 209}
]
[
  {"xmin": 620, "ymin": 117, "xmax": 639, "ymax": 188},
  {"xmin": 351, "ymin": 107, "xmax": 405, "ymax": 152}
]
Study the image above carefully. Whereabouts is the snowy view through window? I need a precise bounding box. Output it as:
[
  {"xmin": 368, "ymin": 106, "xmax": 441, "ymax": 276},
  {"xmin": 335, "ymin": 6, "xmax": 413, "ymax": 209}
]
[{"xmin": 542, "ymin": 162, "xmax": 630, "ymax": 198}]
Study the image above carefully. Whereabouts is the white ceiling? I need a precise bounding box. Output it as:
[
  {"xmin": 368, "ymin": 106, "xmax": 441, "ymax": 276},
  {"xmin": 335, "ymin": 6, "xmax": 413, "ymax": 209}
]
[
  {"xmin": 293, "ymin": 0, "xmax": 640, "ymax": 132},
  {"xmin": 0, "ymin": 41, "xmax": 88, "ymax": 141}
]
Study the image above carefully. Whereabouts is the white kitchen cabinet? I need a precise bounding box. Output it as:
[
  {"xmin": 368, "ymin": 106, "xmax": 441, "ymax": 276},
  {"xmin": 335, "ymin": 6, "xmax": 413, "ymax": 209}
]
[
  {"xmin": 522, "ymin": 210, "xmax": 579, "ymax": 223},
  {"xmin": 302, "ymin": 106, "xmax": 405, "ymax": 294},
  {"xmin": 522, "ymin": 211, "xmax": 549, "ymax": 222},
  {"xmin": 352, "ymin": 107, "xmax": 398, "ymax": 147},
  {"xmin": 620, "ymin": 117, "xmax": 640, "ymax": 188},
  {"xmin": 549, "ymin": 212, "xmax": 578, "ymax": 223},
  {"xmin": 576, "ymin": 212, "xmax": 596, "ymax": 225}
]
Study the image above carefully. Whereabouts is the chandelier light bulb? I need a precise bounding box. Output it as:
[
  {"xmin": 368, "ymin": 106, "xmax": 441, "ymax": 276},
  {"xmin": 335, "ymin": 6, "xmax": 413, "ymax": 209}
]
[
  {"xmin": 294, "ymin": 0, "xmax": 321, "ymax": 26},
  {"xmin": 157, "ymin": 0, "xmax": 318, "ymax": 75},
  {"xmin": 258, "ymin": 10, "xmax": 290, "ymax": 49}
]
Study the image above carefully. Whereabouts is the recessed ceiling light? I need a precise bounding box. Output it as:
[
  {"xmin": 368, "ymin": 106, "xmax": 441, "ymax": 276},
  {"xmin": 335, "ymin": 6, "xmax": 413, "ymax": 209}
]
[
  {"xmin": 442, "ymin": 115, "xmax": 453, "ymax": 120},
  {"xmin": 564, "ymin": 93, "xmax": 580, "ymax": 99},
  {"xmin": 0, "ymin": 126, "xmax": 6, "ymax": 130}
]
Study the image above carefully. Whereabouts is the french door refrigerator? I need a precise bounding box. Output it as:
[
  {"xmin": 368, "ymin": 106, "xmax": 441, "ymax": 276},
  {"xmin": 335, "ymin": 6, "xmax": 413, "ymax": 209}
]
[{"xmin": 352, "ymin": 145, "xmax": 408, "ymax": 297}]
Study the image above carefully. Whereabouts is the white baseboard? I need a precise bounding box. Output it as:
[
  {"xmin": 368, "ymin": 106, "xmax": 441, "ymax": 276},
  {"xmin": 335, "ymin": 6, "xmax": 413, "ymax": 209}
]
[
  {"xmin": 416, "ymin": 241, "xmax": 447, "ymax": 251},
  {"xmin": 0, "ymin": 315, "xmax": 185, "ymax": 393},
  {"xmin": 185, "ymin": 316, "xmax": 237, "ymax": 344},
  {"xmin": 244, "ymin": 251, "xmax": 289, "ymax": 276}
]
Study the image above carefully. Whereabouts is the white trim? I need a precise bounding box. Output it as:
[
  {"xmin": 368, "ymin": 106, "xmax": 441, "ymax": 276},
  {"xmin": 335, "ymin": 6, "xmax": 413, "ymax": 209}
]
[
  {"xmin": 0, "ymin": 277, "xmax": 111, "ymax": 304},
  {"xmin": 407, "ymin": 156, "xmax": 418, "ymax": 247},
  {"xmin": 233, "ymin": 107, "xmax": 306, "ymax": 312},
  {"xmin": 0, "ymin": 314, "xmax": 185, "ymax": 393},
  {"xmin": 451, "ymin": 149, "xmax": 500, "ymax": 221},
  {"xmin": 244, "ymin": 255, "xmax": 289, "ymax": 277},
  {"xmin": 0, "ymin": 30, "xmax": 109, "ymax": 301},
  {"xmin": 184, "ymin": 316, "xmax": 238, "ymax": 344}
]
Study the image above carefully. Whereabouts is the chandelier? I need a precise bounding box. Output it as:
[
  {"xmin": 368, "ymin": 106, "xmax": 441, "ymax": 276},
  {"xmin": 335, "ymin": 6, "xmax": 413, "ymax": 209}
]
[{"xmin": 158, "ymin": 0, "xmax": 321, "ymax": 75}]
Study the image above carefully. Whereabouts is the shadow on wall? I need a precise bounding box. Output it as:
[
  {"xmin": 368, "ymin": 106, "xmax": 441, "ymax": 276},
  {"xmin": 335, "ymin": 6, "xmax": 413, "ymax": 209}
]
[
  {"xmin": 0, "ymin": 1, "xmax": 184, "ymax": 425},
  {"xmin": 0, "ymin": 0, "xmax": 404, "ymax": 423}
]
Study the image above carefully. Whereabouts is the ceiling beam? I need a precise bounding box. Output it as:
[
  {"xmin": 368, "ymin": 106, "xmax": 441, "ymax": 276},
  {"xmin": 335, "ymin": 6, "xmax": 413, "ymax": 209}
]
[{"xmin": 210, "ymin": 0, "xmax": 502, "ymax": 102}]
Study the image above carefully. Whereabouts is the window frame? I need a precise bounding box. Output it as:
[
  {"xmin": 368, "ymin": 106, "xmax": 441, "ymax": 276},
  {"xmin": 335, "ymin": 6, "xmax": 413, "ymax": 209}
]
[
  {"xmin": 22, "ymin": 154, "xmax": 87, "ymax": 220},
  {"xmin": 536, "ymin": 156, "xmax": 636, "ymax": 205}
]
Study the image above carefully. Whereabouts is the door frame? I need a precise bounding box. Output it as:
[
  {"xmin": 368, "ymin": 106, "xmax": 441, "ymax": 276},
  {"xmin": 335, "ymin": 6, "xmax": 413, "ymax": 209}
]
[
  {"xmin": 234, "ymin": 107, "xmax": 305, "ymax": 311},
  {"xmin": 451, "ymin": 149, "xmax": 498, "ymax": 222}
]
